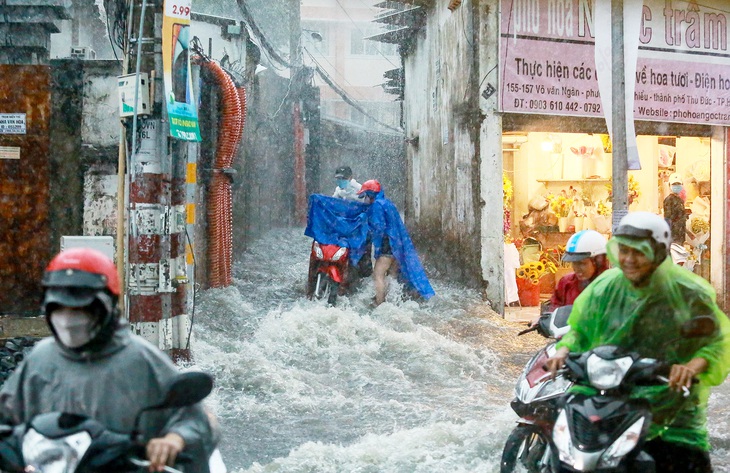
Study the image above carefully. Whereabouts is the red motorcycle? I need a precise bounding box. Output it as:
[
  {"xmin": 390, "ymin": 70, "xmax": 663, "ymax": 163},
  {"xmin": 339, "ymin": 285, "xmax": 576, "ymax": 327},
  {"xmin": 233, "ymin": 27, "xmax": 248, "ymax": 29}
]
[{"xmin": 306, "ymin": 241, "xmax": 350, "ymax": 305}]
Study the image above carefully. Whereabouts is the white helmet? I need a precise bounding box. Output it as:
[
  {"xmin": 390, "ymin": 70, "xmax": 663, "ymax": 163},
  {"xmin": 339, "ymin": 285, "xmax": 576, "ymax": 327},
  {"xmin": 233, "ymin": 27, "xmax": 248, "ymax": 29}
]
[
  {"xmin": 668, "ymin": 173, "xmax": 682, "ymax": 185},
  {"xmin": 613, "ymin": 211, "xmax": 671, "ymax": 251},
  {"xmin": 563, "ymin": 230, "xmax": 607, "ymax": 262}
]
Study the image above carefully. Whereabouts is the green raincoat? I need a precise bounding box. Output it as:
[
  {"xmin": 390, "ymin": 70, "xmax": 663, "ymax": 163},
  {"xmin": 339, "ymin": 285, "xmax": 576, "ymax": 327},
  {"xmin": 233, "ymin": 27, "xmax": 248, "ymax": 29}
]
[{"xmin": 556, "ymin": 239, "xmax": 730, "ymax": 451}]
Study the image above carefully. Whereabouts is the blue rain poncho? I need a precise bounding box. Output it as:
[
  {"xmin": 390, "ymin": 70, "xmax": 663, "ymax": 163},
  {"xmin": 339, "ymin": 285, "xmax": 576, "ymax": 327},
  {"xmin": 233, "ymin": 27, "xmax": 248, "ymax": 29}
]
[
  {"xmin": 304, "ymin": 194, "xmax": 370, "ymax": 263},
  {"xmin": 556, "ymin": 236, "xmax": 730, "ymax": 451},
  {"xmin": 304, "ymin": 193, "xmax": 435, "ymax": 300}
]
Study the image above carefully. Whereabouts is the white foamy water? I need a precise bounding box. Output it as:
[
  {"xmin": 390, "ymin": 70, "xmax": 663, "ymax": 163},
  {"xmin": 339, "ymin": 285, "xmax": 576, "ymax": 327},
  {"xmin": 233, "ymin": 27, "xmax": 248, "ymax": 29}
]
[{"xmin": 189, "ymin": 228, "xmax": 730, "ymax": 472}]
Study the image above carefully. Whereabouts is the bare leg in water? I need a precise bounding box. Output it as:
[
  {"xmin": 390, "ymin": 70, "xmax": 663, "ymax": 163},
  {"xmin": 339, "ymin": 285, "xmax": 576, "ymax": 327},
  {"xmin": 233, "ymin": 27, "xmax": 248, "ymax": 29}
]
[{"xmin": 373, "ymin": 255, "xmax": 395, "ymax": 305}]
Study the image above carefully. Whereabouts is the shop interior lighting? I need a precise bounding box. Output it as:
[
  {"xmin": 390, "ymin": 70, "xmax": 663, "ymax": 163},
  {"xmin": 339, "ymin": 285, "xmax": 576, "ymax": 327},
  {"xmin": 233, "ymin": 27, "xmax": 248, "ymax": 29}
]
[{"xmin": 541, "ymin": 134, "xmax": 562, "ymax": 153}]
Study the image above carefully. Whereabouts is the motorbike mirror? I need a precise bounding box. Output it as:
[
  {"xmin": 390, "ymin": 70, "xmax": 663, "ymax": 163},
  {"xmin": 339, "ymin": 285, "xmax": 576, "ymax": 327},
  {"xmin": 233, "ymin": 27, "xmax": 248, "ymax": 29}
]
[
  {"xmin": 551, "ymin": 305, "xmax": 572, "ymax": 329},
  {"xmin": 680, "ymin": 316, "xmax": 717, "ymax": 338},
  {"xmin": 157, "ymin": 371, "xmax": 214, "ymax": 409},
  {"xmin": 131, "ymin": 372, "xmax": 213, "ymax": 440}
]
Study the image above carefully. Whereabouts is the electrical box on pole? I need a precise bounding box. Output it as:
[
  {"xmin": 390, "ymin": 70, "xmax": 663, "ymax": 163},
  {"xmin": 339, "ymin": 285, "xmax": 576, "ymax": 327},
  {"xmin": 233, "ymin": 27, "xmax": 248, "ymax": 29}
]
[{"xmin": 117, "ymin": 73, "xmax": 151, "ymax": 117}]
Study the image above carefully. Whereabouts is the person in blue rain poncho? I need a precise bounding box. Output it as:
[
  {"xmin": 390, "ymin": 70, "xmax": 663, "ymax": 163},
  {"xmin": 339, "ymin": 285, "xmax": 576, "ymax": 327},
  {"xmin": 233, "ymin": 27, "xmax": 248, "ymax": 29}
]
[
  {"xmin": 304, "ymin": 180, "xmax": 434, "ymax": 305},
  {"xmin": 357, "ymin": 180, "xmax": 434, "ymax": 306}
]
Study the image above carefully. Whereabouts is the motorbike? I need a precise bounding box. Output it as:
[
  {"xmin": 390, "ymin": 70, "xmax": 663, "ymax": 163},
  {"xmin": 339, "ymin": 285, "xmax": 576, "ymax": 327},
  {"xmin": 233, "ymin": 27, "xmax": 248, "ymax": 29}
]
[
  {"xmin": 306, "ymin": 241, "xmax": 350, "ymax": 305},
  {"xmin": 508, "ymin": 314, "xmax": 716, "ymax": 472},
  {"xmin": 0, "ymin": 371, "xmax": 222, "ymax": 473},
  {"xmin": 501, "ymin": 305, "xmax": 573, "ymax": 473}
]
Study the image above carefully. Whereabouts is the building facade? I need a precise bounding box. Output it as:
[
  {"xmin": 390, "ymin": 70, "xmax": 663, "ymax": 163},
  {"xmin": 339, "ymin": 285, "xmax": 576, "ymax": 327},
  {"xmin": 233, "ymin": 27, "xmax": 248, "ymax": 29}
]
[{"xmin": 374, "ymin": 0, "xmax": 730, "ymax": 311}]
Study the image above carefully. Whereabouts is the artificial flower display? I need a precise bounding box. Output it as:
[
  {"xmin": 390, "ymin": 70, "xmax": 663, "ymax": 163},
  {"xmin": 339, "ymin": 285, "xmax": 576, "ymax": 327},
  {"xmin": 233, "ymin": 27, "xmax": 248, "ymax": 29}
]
[
  {"xmin": 548, "ymin": 192, "xmax": 574, "ymax": 218},
  {"xmin": 516, "ymin": 259, "xmax": 557, "ymax": 285},
  {"xmin": 606, "ymin": 175, "xmax": 641, "ymax": 205}
]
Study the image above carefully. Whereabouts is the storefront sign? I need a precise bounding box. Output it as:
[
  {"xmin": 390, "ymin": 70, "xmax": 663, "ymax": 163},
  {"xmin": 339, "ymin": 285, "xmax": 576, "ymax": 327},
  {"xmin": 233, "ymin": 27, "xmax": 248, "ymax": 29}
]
[
  {"xmin": 500, "ymin": 0, "xmax": 730, "ymax": 126},
  {"xmin": 593, "ymin": 0, "xmax": 642, "ymax": 169},
  {"xmin": 162, "ymin": 0, "xmax": 201, "ymax": 141},
  {"xmin": 0, "ymin": 146, "xmax": 20, "ymax": 159},
  {"xmin": 0, "ymin": 114, "xmax": 26, "ymax": 134}
]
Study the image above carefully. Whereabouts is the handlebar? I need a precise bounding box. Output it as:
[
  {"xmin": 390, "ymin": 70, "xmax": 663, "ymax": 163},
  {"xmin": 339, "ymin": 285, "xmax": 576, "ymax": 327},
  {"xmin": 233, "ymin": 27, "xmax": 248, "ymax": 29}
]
[
  {"xmin": 129, "ymin": 457, "xmax": 184, "ymax": 473},
  {"xmin": 518, "ymin": 324, "xmax": 539, "ymax": 336},
  {"xmin": 656, "ymin": 375, "xmax": 699, "ymax": 398}
]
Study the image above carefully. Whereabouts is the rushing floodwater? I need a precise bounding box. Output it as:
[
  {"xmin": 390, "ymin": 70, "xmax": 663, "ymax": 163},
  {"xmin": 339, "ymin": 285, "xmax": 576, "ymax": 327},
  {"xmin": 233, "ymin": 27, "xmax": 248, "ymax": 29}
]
[{"xmin": 189, "ymin": 228, "xmax": 730, "ymax": 472}]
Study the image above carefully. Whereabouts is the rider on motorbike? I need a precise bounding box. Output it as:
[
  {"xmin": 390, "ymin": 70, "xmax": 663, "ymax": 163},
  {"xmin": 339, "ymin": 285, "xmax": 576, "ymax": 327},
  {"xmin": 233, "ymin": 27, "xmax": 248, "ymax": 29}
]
[
  {"xmin": 528, "ymin": 230, "xmax": 608, "ymax": 328},
  {"xmin": 0, "ymin": 248, "xmax": 215, "ymax": 473},
  {"xmin": 548, "ymin": 230, "xmax": 608, "ymax": 309},
  {"xmin": 545, "ymin": 212, "xmax": 730, "ymax": 472}
]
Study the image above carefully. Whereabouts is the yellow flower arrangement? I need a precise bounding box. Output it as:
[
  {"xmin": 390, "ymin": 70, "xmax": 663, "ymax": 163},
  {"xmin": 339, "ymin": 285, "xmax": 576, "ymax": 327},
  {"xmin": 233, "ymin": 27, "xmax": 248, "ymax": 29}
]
[
  {"xmin": 516, "ymin": 260, "xmax": 557, "ymax": 285},
  {"xmin": 540, "ymin": 247, "xmax": 569, "ymax": 269},
  {"xmin": 548, "ymin": 193, "xmax": 574, "ymax": 218},
  {"xmin": 690, "ymin": 217, "xmax": 710, "ymax": 234},
  {"xmin": 606, "ymin": 175, "xmax": 641, "ymax": 205},
  {"xmin": 596, "ymin": 200, "xmax": 611, "ymax": 216},
  {"xmin": 503, "ymin": 173, "xmax": 513, "ymax": 207},
  {"xmin": 628, "ymin": 175, "xmax": 641, "ymax": 204}
]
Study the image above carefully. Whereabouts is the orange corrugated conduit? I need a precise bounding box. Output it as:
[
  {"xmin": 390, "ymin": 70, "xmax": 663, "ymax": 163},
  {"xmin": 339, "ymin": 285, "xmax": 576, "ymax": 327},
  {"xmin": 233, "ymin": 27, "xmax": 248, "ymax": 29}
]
[{"xmin": 199, "ymin": 59, "xmax": 245, "ymax": 288}]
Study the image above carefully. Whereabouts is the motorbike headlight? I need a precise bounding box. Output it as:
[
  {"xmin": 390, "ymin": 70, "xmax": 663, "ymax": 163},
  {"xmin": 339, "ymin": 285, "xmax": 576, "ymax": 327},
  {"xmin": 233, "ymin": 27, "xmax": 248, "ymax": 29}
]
[
  {"xmin": 553, "ymin": 410, "xmax": 576, "ymax": 465},
  {"xmin": 22, "ymin": 428, "xmax": 92, "ymax": 473},
  {"xmin": 598, "ymin": 417, "xmax": 645, "ymax": 469},
  {"xmin": 331, "ymin": 247, "xmax": 347, "ymax": 261},
  {"xmin": 313, "ymin": 243, "xmax": 324, "ymax": 260},
  {"xmin": 586, "ymin": 354, "xmax": 633, "ymax": 390}
]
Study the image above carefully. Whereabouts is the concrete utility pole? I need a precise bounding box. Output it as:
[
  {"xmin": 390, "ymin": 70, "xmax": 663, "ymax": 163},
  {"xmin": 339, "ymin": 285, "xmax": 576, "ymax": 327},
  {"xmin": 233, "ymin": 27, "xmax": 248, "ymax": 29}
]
[
  {"xmin": 290, "ymin": 0, "xmax": 307, "ymax": 225},
  {"xmin": 611, "ymin": 0, "xmax": 629, "ymax": 225},
  {"xmin": 124, "ymin": 0, "xmax": 191, "ymax": 361}
]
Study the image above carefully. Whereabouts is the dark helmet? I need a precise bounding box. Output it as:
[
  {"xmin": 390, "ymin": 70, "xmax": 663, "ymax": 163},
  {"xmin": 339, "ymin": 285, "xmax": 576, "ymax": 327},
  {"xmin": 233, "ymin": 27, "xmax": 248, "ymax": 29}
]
[
  {"xmin": 358, "ymin": 179, "xmax": 382, "ymax": 195},
  {"xmin": 334, "ymin": 166, "xmax": 353, "ymax": 179},
  {"xmin": 42, "ymin": 248, "xmax": 121, "ymax": 350}
]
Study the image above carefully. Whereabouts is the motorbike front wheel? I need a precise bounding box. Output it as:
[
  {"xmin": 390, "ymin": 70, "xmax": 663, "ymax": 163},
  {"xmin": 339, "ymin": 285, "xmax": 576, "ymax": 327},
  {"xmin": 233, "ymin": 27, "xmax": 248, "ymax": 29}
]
[
  {"xmin": 501, "ymin": 425, "xmax": 551, "ymax": 473},
  {"xmin": 314, "ymin": 273, "xmax": 339, "ymax": 305}
]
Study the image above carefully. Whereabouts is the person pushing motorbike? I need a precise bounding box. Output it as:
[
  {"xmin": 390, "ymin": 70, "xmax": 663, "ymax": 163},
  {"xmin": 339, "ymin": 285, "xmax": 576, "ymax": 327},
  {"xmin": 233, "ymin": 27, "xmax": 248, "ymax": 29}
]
[
  {"xmin": 545, "ymin": 212, "xmax": 730, "ymax": 472},
  {"xmin": 0, "ymin": 248, "xmax": 215, "ymax": 473},
  {"xmin": 358, "ymin": 179, "xmax": 434, "ymax": 306}
]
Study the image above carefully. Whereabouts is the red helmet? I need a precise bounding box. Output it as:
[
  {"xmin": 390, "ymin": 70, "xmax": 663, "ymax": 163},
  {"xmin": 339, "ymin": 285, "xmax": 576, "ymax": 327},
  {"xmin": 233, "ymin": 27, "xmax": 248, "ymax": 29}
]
[
  {"xmin": 42, "ymin": 248, "xmax": 120, "ymax": 309},
  {"xmin": 358, "ymin": 179, "xmax": 381, "ymax": 195}
]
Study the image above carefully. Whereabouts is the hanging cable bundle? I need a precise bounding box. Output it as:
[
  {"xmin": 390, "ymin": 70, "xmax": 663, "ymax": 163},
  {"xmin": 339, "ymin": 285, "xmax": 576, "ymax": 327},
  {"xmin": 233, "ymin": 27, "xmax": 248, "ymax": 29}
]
[{"xmin": 199, "ymin": 59, "xmax": 245, "ymax": 287}]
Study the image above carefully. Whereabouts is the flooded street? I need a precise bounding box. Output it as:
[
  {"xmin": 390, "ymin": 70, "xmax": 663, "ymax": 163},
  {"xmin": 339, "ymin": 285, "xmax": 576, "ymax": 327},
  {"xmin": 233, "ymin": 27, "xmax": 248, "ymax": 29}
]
[{"xmin": 189, "ymin": 228, "xmax": 730, "ymax": 472}]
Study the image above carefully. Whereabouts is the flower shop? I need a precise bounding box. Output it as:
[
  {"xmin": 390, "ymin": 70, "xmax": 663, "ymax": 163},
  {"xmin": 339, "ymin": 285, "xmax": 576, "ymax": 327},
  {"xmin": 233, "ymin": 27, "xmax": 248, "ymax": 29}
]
[{"xmin": 503, "ymin": 131, "xmax": 717, "ymax": 307}]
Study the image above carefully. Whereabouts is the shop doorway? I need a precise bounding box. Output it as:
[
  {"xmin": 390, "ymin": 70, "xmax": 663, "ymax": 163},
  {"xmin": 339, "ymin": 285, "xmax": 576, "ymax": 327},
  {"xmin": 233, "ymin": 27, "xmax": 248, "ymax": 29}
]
[{"xmin": 503, "ymin": 131, "xmax": 716, "ymax": 301}]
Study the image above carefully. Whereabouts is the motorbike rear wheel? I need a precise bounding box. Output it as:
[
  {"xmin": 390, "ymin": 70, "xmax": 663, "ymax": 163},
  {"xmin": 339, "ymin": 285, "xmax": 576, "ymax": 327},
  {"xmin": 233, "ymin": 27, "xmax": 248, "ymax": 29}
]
[{"xmin": 501, "ymin": 424, "xmax": 551, "ymax": 473}]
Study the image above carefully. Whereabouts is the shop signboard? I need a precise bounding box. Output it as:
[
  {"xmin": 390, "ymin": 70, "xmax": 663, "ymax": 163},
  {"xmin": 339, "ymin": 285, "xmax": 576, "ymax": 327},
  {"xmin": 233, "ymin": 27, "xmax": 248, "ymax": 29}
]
[
  {"xmin": 0, "ymin": 113, "xmax": 26, "ymax": 134},
  {"xmin": 162, "ymin": 0, "xmax": 201, "ymax": 141},
  {"xmin": 500, "ymin": 0, "xmax": 730, "ymax": 126}
]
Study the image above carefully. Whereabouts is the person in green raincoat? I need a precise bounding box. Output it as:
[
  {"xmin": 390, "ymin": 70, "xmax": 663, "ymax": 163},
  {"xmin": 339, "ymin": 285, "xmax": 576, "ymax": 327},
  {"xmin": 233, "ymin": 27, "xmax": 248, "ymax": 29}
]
[{"xmin": 545, "ymin": 211, "xmax": 730, "ymax": 472}]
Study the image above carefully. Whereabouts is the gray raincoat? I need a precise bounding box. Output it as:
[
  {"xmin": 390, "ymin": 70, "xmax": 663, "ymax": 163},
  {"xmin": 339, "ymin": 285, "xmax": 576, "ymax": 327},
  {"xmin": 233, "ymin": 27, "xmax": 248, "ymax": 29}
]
[{"xmin": 0, "ymin": 322, "xmax": 213, "ymax": 473}]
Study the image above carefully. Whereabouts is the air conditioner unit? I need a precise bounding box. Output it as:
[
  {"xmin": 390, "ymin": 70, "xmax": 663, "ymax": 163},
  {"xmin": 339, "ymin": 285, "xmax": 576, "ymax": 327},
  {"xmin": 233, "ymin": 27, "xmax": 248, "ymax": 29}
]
[{"xmin": 70, "ymin": 46, "xmax": 96, "ymax": 60}]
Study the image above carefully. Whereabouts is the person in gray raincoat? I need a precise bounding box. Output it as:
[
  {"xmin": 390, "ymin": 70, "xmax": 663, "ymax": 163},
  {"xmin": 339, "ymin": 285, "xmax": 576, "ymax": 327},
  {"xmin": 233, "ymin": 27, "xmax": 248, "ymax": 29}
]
[{"xmin": 0, "ymin": 248, "xmax": 214, "ymax": 473}]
